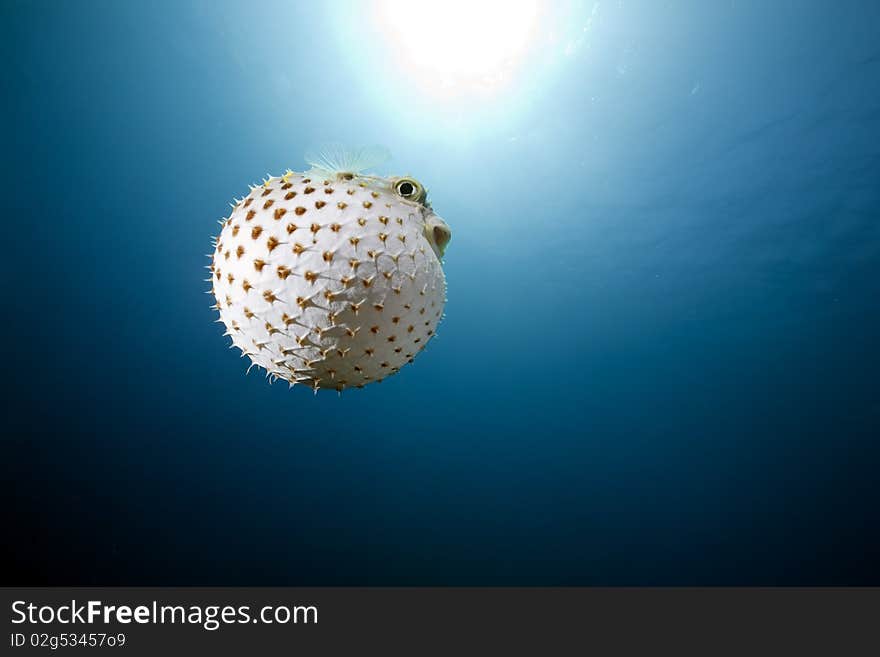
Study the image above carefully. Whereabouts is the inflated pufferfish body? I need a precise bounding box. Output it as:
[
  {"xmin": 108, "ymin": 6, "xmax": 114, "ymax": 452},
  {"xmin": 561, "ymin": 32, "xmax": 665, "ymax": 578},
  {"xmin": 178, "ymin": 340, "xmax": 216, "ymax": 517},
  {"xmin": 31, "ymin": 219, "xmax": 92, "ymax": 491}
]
[{"xmin": 209, "ymin": 146, "xmax": 451, "ymax": 392}]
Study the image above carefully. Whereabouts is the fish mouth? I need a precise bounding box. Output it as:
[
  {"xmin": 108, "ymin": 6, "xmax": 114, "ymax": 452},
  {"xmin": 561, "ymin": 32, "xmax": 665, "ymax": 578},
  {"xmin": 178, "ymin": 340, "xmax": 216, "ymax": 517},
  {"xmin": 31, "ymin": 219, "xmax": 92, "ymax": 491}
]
[{"xmin": 424, "ymin": 213, "xmax": 451, "ymax": 258}]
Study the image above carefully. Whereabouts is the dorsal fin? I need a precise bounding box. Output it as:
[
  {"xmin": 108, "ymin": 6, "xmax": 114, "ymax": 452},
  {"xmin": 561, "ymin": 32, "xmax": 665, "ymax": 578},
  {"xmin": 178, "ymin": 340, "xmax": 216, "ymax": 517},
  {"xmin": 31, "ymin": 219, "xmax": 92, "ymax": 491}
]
[{"xmin": 304, "ymin": 143, "xmax": 391, "ymax": 176}]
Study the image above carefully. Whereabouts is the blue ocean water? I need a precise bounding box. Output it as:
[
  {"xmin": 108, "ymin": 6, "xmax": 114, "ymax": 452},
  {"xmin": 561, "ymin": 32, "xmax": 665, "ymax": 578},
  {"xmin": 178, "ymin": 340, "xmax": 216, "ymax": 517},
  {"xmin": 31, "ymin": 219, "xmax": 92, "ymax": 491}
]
[{"xmin": 2, "ymin": 0, "xmax": 879, "ymax": 584}]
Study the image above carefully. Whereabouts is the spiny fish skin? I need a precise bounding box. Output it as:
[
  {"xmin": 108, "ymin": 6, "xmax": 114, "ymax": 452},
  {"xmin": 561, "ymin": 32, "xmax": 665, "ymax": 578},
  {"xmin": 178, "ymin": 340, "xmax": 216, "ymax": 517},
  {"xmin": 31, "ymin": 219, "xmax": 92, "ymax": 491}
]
[{"xmin": 209, "ymin": 171, "xmax": 450, "ymax": 392}]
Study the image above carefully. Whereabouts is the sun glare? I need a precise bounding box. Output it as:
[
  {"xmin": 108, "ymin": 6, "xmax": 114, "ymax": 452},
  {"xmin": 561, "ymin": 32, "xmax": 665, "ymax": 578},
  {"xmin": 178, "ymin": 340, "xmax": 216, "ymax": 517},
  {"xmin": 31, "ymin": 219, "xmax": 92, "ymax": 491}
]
[{"xmin": 375, "ymin": 0, "xmax": 541, "ymax": 98}]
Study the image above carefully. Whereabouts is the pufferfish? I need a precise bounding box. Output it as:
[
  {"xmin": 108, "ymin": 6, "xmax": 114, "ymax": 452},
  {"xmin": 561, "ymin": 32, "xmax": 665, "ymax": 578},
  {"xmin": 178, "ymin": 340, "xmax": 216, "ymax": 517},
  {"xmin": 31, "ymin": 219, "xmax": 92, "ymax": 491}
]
[{"xmin": 208, "ymin": 145, "xmax": 451, "ymax": 392}]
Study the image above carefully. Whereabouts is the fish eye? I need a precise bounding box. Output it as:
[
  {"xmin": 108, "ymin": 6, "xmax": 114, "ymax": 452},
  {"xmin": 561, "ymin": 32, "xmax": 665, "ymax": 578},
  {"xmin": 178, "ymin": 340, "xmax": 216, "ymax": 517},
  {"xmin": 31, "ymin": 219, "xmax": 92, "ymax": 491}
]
[{"xmin": 394, "ymin": 178, "xmax": 424, "ymax": 203}]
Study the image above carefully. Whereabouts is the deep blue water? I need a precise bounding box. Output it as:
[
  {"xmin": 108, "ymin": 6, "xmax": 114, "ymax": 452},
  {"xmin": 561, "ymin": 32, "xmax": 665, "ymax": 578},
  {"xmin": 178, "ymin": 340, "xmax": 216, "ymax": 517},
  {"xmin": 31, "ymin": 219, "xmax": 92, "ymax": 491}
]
[{"xmin": 3, "ymin": 0, "xmax": 879, "ymax": 584}]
